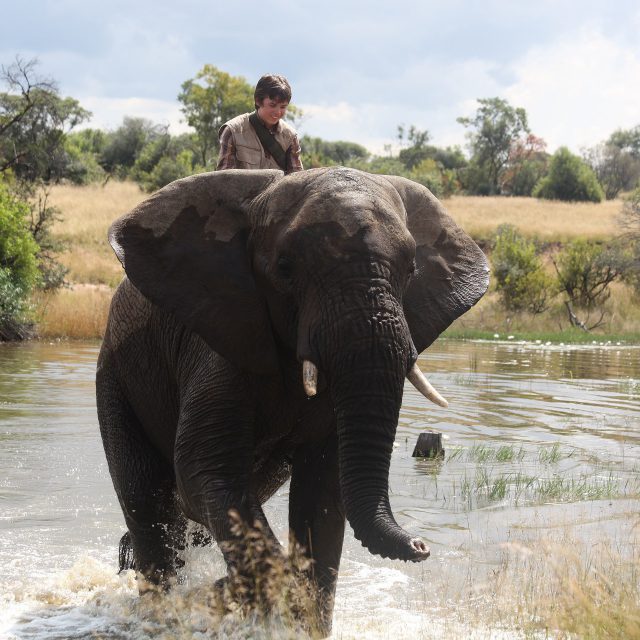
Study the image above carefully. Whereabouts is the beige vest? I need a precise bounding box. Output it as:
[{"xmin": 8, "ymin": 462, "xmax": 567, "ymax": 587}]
[{"xmin": 219, "ymin": 112, "xmax": 297, "ymax": 170}]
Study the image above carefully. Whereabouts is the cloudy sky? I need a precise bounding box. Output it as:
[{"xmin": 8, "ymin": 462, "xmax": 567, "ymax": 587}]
[{"xmin": 2, "ymin": 0, "xmax": 639, "ymax": 155}]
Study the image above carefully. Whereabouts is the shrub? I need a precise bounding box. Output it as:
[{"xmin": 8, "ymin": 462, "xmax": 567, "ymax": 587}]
[
  {"xmin": 491, "ymin": 225, "xmax": 553, "ymax": 313},
  {"xmin": 555, "ymin": 239, "xmax": 631, "ymax": 309},
  {"xmin": 533, "ymin": 147, "xmax": 604, "ymax": 202},
  {"xmin": 0, "ymin": 180, "xmax": 40, "ymax": 338}
]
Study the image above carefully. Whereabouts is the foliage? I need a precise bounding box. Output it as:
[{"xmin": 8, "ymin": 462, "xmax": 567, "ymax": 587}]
[
  {"xmin": 178, "ymin": 65, "xmax": 254, "ymax": 168},
  {"xmin": 300, "ymin": 135, "xmax": 369, "ymax": 168},
  {"xmin": 583, "ymin": 142, "xmax": 640, "ymax": 199},
  {"xmin": 608, "ymin": 124, "xmax": 640, "ymax": 160},
  {"xmin": 533, "ymin": 147, "xmax": 604, "ymax": 202},
  {"xmin": 0, "ymin": 178, "xmax": 40, "ymax": 338},
  {"xmin": 491, "ymin": 225, "xmax": 553, "ymax": 313},
  {"xmin": 100, "ymin": 117, "xmax": 167, "ymax": 178},
  {"xmin": 131, "ymin": 132, "xmax": 201, "ymax": 191},
  {"xmin": 554, "ymin": 239, "xmax": 629, "ymax": 309},
  {"xmin": 0, "ymin": 57, "xmax": 90, "ymax": 182},
  {"xmin": 457, "ymin": 97, "xmax": 530, "ymax": 195},
  {"xmin": 499, "ymin": 134, "xmax": 549, "ymax": 196},
  {"xmin": 619, "ymin": 187, "xmax": 640, "ymax": 294}
]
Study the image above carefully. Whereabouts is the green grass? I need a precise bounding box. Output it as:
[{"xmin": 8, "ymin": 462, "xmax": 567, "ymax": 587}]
[{"xmin": 442, "ymin": 327, "xmax": 640, "ymax": 344}]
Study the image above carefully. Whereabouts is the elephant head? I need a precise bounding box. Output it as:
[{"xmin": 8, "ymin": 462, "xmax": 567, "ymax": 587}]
[{"xmin": 109, "ymin": 167, "xmax": 489, "ymax": 562}]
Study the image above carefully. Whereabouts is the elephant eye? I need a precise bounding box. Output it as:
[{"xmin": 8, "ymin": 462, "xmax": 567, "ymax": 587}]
[
  {"xmin": 277, "ymin": 256, "xmax": 295, "ymax": 280},
  {"xmin": 407, "ymin": 260, "xmax": 416, "ymax": 281}
]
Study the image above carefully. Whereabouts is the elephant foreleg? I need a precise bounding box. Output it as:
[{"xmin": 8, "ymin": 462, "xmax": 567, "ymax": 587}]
[
  {"xmin": 174, "ymin": 362, "xmax": 280, "ymax": 567},
  {"xmin": 289, "ymin": 431, "xmax": 345, "ymax": 636}
]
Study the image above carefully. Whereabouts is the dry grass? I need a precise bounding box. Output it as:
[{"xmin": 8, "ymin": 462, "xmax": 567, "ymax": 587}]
[
  {"xmin": 484, "ymin": 530, "xmax": 640, "ymax": 639},
  {"xmin": 445, "ymin": 195, "xmax": 623, "ymax": 242},
  {"xmin": 36, "ymin": 181, "xmax": 638, "ymax": 341},
  {"xmin": 33, "ymin": 285, "xmax": 113, "ymax": 339},
  {"xmin": 449, "ymin": 281, "xmax": 640, "ymax": 338},
  {"xmin": 48, "ymin": 180, "xmax": 145, "ymax": 247}
]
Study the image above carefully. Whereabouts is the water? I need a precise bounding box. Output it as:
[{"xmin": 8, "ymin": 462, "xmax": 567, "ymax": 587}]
[{"xmin": 1, "ymin": 339, "xmax": 639, "ymax": 639}]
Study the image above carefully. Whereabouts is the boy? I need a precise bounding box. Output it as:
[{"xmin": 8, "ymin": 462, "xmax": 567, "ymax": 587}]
[{"xmin": 217, "ymin": 74, "xmax": 303, "ymax": 174}]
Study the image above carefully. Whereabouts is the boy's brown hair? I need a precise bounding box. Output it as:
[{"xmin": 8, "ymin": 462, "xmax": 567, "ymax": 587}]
[{"xmin": 254, "ymin": 74, "xmax": 292, "ymax": 109}]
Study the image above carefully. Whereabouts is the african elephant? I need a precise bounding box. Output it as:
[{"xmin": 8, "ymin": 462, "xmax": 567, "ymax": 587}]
[{"xmin": 96, "ymin": 166, "xmax": 489, "ymax": 634}]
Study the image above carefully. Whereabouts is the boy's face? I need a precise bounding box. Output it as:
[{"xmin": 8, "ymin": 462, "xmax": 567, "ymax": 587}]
[{"xmin": 257, "ymin": 96, "xmax": 289, "ymax": 128}]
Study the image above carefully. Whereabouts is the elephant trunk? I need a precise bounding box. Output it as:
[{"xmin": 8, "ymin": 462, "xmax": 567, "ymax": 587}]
[{"xmin": 321, "ymin": 300, "xmax": 430, "ymax": 562}]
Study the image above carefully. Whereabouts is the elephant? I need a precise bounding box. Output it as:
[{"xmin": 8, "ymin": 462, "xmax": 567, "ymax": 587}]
[{"xmin": 96, "ymin": 166, "xmax": 489, "ymax": 634}]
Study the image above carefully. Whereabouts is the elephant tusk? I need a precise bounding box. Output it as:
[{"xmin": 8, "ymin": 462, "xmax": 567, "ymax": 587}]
[
  {"xmin": 407, "ymin": 363, "xmax": 449, "ymax": 408},
  {"xmin": 302, "ymin": 360, "xmax": 318, "ymax": 397}
]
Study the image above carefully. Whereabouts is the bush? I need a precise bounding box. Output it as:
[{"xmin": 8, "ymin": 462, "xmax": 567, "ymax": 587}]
[
  {"xmin": 491, "ymin": 225, "xmax": 553, "ymax": 313},
  {"xmin": 0, "ymin": 180, "xmax": 40, "ymax": 338},
  {"xmin": 555, "ymin": 239, "xmax": 631, "ymax": 309},
  {"xmin": 533, "ymin": 147, "xmax": 604, "ymax": 202}
]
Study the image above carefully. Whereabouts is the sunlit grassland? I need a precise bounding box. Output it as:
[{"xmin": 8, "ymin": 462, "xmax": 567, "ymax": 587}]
[
  {"xmin": 446, "ymin": 194, "xmax": 623, "ymax": 242},
  {"xmin": 32, "ymin": 285, "xmax": 113, "ymax": 339},
  {"xmin": 35, "ymin": 181, "xmax": 639, "ymax": 341}
]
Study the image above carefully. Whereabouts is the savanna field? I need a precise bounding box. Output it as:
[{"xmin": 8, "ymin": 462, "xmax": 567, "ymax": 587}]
[{"xmin": 36, "ymin": 180, "xmax": 640, "ymax": 343}]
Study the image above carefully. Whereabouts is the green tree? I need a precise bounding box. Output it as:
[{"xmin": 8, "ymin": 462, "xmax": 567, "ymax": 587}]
[
  {"xmin": 132, "ymin": 132, "xmax": 201, "ymax": 191},
  {"xmin": 534, "ymin": 147, "xmax": 604, "ymax": 203},
  {"xmin": 608, "ymin": 125, "xmax": 640, "ymax": 160},
  {"xmin": 178, "ymin": 65, "xmax": 254, "ymax": 167},
  {"xmin": 619, "ymin": 188, "xmax": 640, "ymax": 295},
  {"xmin": 499, "ymin": 134, "xmax": 549, "ymax": 196},
  {"xmin": 583, "ymin": 143, "xmax": 640, "ymax": 199},
  {"xmin": 0, "ymin": 57, "xmax": 90, "ymax": 182},
  {"xmin": 457, "ymin": 97, "xmax": 530, "ymax": 195},
  {"xmin": 0, "ymin": 178, "xmax": 40, "ymax": 339},
  {"xmin": 491, "ymin": 225, "xmax": 553, "ymax": 313},
  {"xmin": 300, "ymin": 135, "xmax": 369, "ymax": 168},
  {"xmin": 100, "ymin": 117, "xmax": 167, "ymax": 178}
]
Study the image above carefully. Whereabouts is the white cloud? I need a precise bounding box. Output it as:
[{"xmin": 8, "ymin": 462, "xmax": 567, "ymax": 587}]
[
  {"xmin": 79, "ymin": 96, "xmax": 191, "ymax": 134},
  {"xmin": 504, "ymin": 26, "xmax": 640, "ymax": 151}
]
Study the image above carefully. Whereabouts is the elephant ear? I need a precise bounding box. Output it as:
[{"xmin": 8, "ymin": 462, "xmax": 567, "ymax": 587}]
[
  {"xmin": 108, "ymin": 169, "xmax": 283, "ymax": 374},
  {"xmin": 383, "ymin": 175, "xmax": 490, "ymax": 353}
]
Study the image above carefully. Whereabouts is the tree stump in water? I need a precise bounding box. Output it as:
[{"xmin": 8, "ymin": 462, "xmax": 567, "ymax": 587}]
[{"xmin": 412, "ymin": 431, "xmax": 444, "ymax": 458}]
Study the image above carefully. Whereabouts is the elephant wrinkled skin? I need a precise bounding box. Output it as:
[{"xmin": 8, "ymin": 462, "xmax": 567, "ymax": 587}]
[{"xmin": 96, "ymin": 167, "xmax": 489, "ymax": 634}]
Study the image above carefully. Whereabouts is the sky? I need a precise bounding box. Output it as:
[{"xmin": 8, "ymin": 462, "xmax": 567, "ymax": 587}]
[{"xmin": 2, "ymin": 0, "xmax": 639, "ymax": 156}]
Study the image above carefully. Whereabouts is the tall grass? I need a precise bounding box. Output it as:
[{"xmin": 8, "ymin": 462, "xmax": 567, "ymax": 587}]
[
  {"xmin": 33, "ymin": 285, "xmax": 112, "ymax": 339},
  {"xmin": 486, "ymin": 534, "xmax": 640, "ymax": 639}
]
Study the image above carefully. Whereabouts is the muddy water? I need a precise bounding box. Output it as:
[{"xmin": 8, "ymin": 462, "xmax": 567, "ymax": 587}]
[{"xmin": 1, "ymin": 340, "xmax": 638, "ymax": 639}]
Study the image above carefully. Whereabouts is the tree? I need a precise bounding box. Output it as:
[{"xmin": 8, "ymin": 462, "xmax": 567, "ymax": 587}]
[
  {"xmin": 491, "ymin": 224, "xmax": 553, "ymax": 313},
  {"xmin": 0, "ymin": 57, "xmax": 90, "ymax": 182},
  {"xmin": 620, "ymin": 188, "xmax": 640, "ymax": 295},
  {"xmin": 534, "ymin": 147, "xmax": 604, "ymax": 202},
  {"xmin": 583, "ymin": 142, "xmax": 640, "ymax": 199},
  {"xmin": 100, "ymin": 117, "xmax": 167, "ymax": 178},
  {"xmin": 132, "ymin": 132, "xmax": 201, "ymax": 191},
  {"xmin": 499, "ymin": 134, "xmax": 549, "ymax": 196},
  {"xmin": 552, "ymin": 239, "xmax": 631, "ymax": 330},
  {"xmin": 457, "ymin": 97, "xmax": 530, "ymax": 195},
  {"xmin": 0, "ymin": 178, "xmax": 40, "ymax": 339},
  {"xmin": 608, "ymin": 125, "xmax": 640, "ymax": 160},
  {"xmin": 178, "ymin": 65, "xmax": 254, "ymax": 167},
  {"xmin": 300, "ymin": 135, "xmax": 369, "ymax": 168}
]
